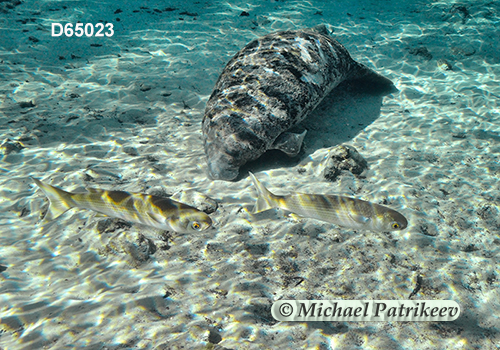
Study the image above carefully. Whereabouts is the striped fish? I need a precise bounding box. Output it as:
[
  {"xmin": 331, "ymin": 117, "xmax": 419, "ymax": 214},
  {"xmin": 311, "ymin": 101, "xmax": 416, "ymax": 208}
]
[
  {"xmin": 32, "ymin": 178, "xmax": 212, "ymax": 233},
  {"xmin": 249, "ymin": 173, "xmax": 407, "ymax": 231}
]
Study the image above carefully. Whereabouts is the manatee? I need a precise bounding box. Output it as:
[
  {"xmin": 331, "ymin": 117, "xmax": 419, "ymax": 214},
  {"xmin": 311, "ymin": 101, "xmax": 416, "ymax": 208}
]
[{"xmin": 202, "ymin": 25, "xmax": 396, "ymax": 180}]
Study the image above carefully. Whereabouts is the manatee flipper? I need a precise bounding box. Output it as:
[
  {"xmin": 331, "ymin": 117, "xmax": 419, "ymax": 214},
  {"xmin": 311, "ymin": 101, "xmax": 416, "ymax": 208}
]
[{"xmin": 271, "ymin": 130, "xmax": 307, "ymax": 157}]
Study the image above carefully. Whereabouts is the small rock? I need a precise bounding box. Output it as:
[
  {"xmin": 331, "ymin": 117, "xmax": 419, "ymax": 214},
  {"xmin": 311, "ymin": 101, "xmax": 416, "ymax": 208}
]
[
  {"xmin": 0, "ymin": 0, "xmax": 22, "ymax": 13},
  {"xmin": 171, "ymin": 189, "xmax": 218, "ymax": 214},
  {"xmin": 179, "ymin": 11, "xmax": 198, "ymax": 17},
  {"xmin": 84, "ymin": 166, "xmax": 122, "ymax": 181},
  {"xmin": 419, "ymin": 223, "xmax": 438, "ymax": 236},
  {"xmin": 452, "ymin": 132, "xmax": 467, "ymax": 139},
  {"xmin": 409, "ymin": 47, "xmax": 433, "ymax": 61},
  {"xmin": 437, "ymin": 59, "xmax": 453, "ymax": 71},
  {"xmin": 0, "ymin": 138, "xmax": 25, "ymax": 155},
  {"xmin": 96, "ymin": 218, "xmax": 132, "ymax": 234},
  {"xmin": 451, "ymin": 44, "xmax": 475, "ymax": 57},
  {"xmin": 146, "ymin": 155, "xmax": 158, "ymax": 162},
  {"xmin": 18, "ymin": 100, "xmax": 35, "ymax": 108},
  {"xmin": 208, "ymin": 328, "xmax": 222, "ymax": 344},
  {"xmin": 244, "ymin": 243, "xmax": 269, "ymax": 256},
  {"xmin": 450, "ymin": 4, "xmax": 470, "ymax": 22},
  {"xmin": 322, "ymin": 145, "xmax": 368, "ymax": 182},
  {"xmin": 123, "ymin": 146, "xmax": 139, "ymax": 156},
  {"xmin": 103, "ymin": 232, "xmax": 157, "ymax": 267}
]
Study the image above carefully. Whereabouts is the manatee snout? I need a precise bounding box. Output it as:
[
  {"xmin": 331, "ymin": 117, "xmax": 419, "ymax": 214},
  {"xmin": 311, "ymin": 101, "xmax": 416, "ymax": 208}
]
[
  {"xmin": 205, "ymin": 143, "xmax": 240, "ymax": 180},
  {"xmin": 204, "ymin": 123, "xmax": 263, "ymax": 180},
  {"xmin": 207, "ymin": 156, "xmax": 239, "ymax": 180}
]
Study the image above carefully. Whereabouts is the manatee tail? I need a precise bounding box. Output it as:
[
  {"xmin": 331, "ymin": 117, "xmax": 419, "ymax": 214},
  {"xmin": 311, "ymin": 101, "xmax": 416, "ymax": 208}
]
[
  {"xmin": 32, "ymin": 177, "xmax": 75, "ymax": 221},
  {"xmin": 306, "ymin": 24, "xmax": 397, "ymax": 95},
  {"xmin": 348, "ymin": 61, "xmax": 398, "ymax": 95},
  {"xmin": 248, "ymin": 172, "xmax": 281, "ymax": 213}
]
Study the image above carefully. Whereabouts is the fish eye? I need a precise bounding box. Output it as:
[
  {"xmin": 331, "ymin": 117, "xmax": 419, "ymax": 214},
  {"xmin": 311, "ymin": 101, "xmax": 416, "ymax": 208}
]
[
  {"xmin": 192, "ymin": 221, "xmax": 201, "ymax": 230},
  {"xmin": 392, "ymin": 222, "xmax": 400, "ymax": 229}
]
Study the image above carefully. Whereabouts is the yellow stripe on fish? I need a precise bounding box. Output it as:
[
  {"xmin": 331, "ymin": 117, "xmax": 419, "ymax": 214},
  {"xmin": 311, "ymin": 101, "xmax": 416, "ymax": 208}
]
[
  {"xmin": 32, "ymin": 178, "xmax": 212, "ymax": 233},
  {"xmin": 249, "ymin": 172, "xmax": 407, "ymax": 232}
]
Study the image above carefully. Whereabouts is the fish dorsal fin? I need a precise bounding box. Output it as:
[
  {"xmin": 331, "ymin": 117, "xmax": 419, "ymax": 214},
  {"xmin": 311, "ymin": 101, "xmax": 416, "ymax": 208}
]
[{"xmin": 249, "ymin": 172, "xmax": 281, "ymax": 213}]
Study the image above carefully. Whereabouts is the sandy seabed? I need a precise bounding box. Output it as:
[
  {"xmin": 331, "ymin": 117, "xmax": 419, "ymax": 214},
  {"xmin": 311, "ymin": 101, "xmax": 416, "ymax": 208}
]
[{"xmin": 1, "ymin": 0, "xmax": 499, "ymax": 349}]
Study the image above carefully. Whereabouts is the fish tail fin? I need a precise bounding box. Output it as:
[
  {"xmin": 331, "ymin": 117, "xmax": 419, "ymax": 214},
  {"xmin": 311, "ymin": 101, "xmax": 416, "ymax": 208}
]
[
  {"xmin": 249, "ymin": 172, "xmax": 280, "ymax": 213},
  {"xmin": 31, "ymin": 177, "xmax": 75, "ymax": 221}
]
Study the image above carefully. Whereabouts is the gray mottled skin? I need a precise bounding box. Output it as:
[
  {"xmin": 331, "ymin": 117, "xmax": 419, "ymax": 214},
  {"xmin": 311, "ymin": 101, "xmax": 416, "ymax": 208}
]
[{"xmin": 202, "ymin": 26, "xmax": 395, "ymax": 180}]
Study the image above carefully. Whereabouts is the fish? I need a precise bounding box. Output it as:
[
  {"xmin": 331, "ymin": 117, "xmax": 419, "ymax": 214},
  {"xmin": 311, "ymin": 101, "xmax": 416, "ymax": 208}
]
[
  {"xmin": 32, "ymin": 178, "xmax": 213, "ymax": 233},
  {"xmin": 249, "ymin": 173, "xmax": 407, "ymax": 232},
  {"xmin": 202, "ymin": 25, "xmax": 396, "ymax": 180}
]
